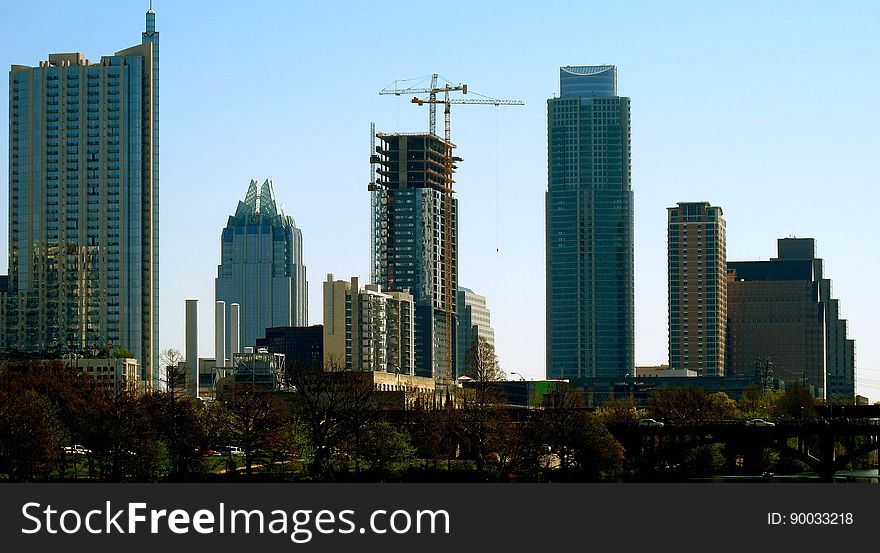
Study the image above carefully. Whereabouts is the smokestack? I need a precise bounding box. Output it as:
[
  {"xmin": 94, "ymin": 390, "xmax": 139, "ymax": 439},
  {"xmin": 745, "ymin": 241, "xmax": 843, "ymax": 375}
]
[
  {"xmin": 215, "ymin": 301, "xmax": 226, "ymax": 368},
  {"xmin": 185, "ymin": 299, "xmax": 198, "ymax": 397},
  {"xmin": 230, "ymin": 303, "xmax": 241, "ymax": 356}
]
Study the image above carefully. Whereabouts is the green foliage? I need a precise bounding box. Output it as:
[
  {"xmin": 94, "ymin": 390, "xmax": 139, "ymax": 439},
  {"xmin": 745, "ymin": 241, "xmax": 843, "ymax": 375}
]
[
  {"xmin": 679, "ymin": 444, "xmax": 726, "ymax": 477},
  {"xmin": 111, "ymin": 346, "xmax": 136, "ymax": 359},
  {"xmin": 595, "ymin": 398, "xmax": 648, "ymax": 424},
  {"xmin": 649, "ymin": 387, "xmax": 740, "ymax": 422},
  {"xmin": 771, "ymin": 384, "xmax": 818, "ymax": 421},
  {"xmin": 737, "ymin": 385, "xmax": 782, "ymax": 420},
  {"xmin": 358, "ymin": 421, "xmax": 416, "ymax": 476}
]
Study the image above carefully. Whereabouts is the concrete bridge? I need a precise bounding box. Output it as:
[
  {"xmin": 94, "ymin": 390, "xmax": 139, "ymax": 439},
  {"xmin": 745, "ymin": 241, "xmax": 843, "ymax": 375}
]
[{"xmin": 609, "ymin": 420, "xmax": 880, "ymax": 480}]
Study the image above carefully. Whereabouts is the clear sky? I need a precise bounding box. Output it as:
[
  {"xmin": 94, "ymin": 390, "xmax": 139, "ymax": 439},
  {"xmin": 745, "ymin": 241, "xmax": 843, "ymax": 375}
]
[{"xmin": 1, "ymin": 0, "xmax": 878, "ymax": 402}]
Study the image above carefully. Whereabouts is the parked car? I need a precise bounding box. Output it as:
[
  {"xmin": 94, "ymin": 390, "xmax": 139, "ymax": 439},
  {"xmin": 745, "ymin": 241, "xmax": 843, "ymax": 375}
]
[
  {"xmin": 745, "ymin": 418, "xmax": 776, "ymax": 427},
  {"xmin": 63, "ymin": 444, "xmax": 92, "ymax": 455},
  {"xmin": 638, "ymin": 418, "xmax": 665, "ymax": 427},
  {"xmin": 223, "ymin": 446, "xmax": 244, "ymax": 457}
]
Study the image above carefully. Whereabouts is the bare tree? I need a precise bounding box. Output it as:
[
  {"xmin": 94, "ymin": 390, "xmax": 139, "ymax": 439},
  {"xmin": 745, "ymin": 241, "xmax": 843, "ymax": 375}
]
[
  {"xmin": 462, "ymin": 336, "xmax": 505, "ymax": 382},
  {"xmin": 289, "ymin": 357, "xmax": 380, "ymax": 478},
  {"xmin": 459, "ymin": 338, "xmax": 508, "ymax": 473},
  {"xmin": 221, "ymin": 382, "xmax": 288, "ymax": 475}
]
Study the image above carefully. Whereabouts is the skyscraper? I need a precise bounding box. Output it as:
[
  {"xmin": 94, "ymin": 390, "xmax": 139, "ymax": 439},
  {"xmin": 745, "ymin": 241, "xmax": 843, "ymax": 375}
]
[
  {"xmin": 5, "ymin": 9, "xmax": 159, "ymax": 386},
  {"xmin": 667, "ymin": 202, "xmax": 727, "ymax": 376},
  {"xmin": 371, "ymin": 132, "xmax": 457, "ymax": 379},
  {"xmin": 546, "ymin": 65, "xmax": 634, "ymax": 381},
  {"xmin": 456, "ymin": 286, "xmax": 496, "ymax": 379},
  {"xmin": 727, "ymin": 238, "xmax": 856, "ymax": 401},
  {"xmin": 215, "ymin": 179, "xmax": 308, "ymax": 359}
]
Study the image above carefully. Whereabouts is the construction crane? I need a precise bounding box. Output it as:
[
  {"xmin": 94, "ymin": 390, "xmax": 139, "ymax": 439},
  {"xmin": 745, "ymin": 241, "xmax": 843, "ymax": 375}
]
[
  {"xmin": 379, "ymin": 74, "xmax": 467, "ymax": 137},
  {"xmin": 380, "ymin": 74, "xmax": 523, "ymax": 383}
]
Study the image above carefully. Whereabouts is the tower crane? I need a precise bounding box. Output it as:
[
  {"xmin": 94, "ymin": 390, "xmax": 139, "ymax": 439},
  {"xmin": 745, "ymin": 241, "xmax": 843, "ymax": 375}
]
[{"xmin": 379, "ymin": 74, "xmax": 524, "ymax": 383}]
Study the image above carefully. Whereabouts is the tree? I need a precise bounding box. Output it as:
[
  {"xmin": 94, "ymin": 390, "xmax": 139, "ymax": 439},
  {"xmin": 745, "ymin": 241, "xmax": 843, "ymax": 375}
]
[
  {"xmin": 462, "ymin": 336, "xmax": 505, "ymax": 382},
  {"xmin": 537, "ymin": 386, "xmax": 623, "ymax": 480},
  {"xmin": 772, "ymin": 383, "xmax": 818, "ymax": 421},
  {"xmin": 221, "ymin": 382, "xmax": 289, "ymax": 476},
  {"xmin": 359, "ymin": 420, "xmax": 416, "ymax": 479},
  {"xmin": 459, "ymin": 338, "xmax": 508, "ymax": 473},
  {"xmin": 0, "ymin": 359, "xmax": 104, "ymax": 480},
  {"xmin": 595, "ymin": 398, "xmax": 648, "ymax": 424},
  {"xmin": 111, "ymin": 346, "xmax": 136, "ymax": 359},
  {"xmin": 649, "ymin": 387, "xmax": 740, "ymax": 423},
  {"xmin": 145, "ymin": 349, "xmax": 202, "ymax": 480},
  {"xmin": 0, "ymin": 386, "xmax": 65, "ymax": 481},
  {"xmin": 289, "ymin": 358, "xmax": 380, "ymax": 478}
]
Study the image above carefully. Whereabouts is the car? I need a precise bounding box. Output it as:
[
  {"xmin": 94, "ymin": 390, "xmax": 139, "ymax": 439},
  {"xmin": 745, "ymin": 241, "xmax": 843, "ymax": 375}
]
[
  {"xmin": 63, "ymin": 444, "xmax": 92, "ymax": 455},
  {"xmin": 638, "ymin": 418, "xmax": 665, "ymax": 427},
  {"xmin": 745, "ymin": 418, "xmax": 776, "ymax": 427},
  {"xmin": 223, "ymin": 446, "xmax": 244, "ymax": 457}
]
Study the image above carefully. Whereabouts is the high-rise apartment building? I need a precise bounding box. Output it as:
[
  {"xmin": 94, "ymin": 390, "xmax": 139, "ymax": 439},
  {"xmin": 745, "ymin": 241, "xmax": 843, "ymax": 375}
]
[
  {"xmin": 4, "ymin": 9, "xmax": 159, "ymax": 386},
  {"xmin": 323, "ymin": 274, "xmax": 415, "ymax": 375},
  {"xmin": 727, "ymin": 238, "xmax": 856, "ymax": 401},
  {"xmin": 370, "ymin": 133, "xmax": 457, "ymax": 379},
  {"xmin": 546, "ymin": 65, "xmax": 634, "ymax": 381},
  {"xmin": 667, "ymin": 202, "xmax": 727, "ymax": 376},
  {"xmin": 215, "ymin": 179, "xmax": 308, "ymax": 360},
  {"xmin": 456, "ymin": 286, "xmax": 496, "ymax": 378}
]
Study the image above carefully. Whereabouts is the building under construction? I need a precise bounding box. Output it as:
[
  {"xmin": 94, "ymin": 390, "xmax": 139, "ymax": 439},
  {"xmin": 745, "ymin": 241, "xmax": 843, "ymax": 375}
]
[{"xmin": 370, "ymin": 133, "xmax": 458, "ymax": 380}]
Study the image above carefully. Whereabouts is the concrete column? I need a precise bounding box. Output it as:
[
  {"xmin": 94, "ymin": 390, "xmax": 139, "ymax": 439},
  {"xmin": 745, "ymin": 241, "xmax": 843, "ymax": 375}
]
[
  {"xmin": 215, "ymin": 301, "xmax": 226, "ymax": 368},
  {"xmin": 230, "ymin": 303, "xmax": 241, "ymax": 357},
  {"xmin": 185, "ymin": 299, "xmax": 198, "ymax": 397}
]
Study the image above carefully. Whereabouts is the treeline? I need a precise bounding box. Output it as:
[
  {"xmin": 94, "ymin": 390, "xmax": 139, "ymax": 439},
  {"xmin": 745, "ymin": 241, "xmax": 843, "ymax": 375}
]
[{"xmin": 0, "ymin": 358, "xmax": 625, "ymax": 482}]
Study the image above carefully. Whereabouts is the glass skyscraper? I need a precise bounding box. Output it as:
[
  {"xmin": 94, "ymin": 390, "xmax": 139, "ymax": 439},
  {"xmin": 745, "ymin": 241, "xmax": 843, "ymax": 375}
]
[
  {"xmin": 215, "ymin": 179, "xmax": 308, "ymax": 360},
  {"xmin": 546, "ymin": 65, "xmax": 634, "ymax": 381},
  {"xmin": 5, "ymin": 9, "xmax": 159, "ymax": 386}
]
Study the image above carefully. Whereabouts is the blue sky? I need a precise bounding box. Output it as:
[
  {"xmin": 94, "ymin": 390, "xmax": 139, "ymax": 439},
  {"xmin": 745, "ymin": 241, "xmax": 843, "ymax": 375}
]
[{"xmin": 1, "ymin": 0, "xmax": 878, "ymax": 401}]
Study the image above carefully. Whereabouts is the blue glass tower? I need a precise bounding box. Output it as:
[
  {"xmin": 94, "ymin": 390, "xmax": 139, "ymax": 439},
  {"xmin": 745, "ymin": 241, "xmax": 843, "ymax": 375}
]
[
  {"xmin": 546, "ymin": 65, "xmax": 634, "ymax": 381},
  {"xmin": 215, "ymin": 180, "xmax": 308, "ymax": 360},
  {"xmin": 6, "ymin": 9, "xmax": 159, "ymax": 386}
]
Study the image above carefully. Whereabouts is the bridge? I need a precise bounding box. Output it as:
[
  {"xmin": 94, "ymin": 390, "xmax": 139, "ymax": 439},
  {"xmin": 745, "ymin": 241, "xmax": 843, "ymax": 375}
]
[{"xmin": 609, "ymin": 420, "xmax": 880, "ymax": 480}]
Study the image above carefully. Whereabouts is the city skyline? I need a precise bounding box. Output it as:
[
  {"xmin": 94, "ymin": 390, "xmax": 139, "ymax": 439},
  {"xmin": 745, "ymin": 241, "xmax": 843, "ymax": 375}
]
[{"xmin": 1, "ymin": 1, "xmax": 878, "ymax": 401}]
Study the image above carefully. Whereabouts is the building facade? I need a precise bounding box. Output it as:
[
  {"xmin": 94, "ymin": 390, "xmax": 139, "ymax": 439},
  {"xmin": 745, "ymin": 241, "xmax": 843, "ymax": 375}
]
[
  {"xmin": 256, "ymin": 324, "xmax": 324, "ymax": 375},
  {"xmin": 456, "ymin": 286, "xmax": 496, "ymax": 378},
  {"xmin": 546, "ymin": 65, "xmax": 634, "ymax": 381},
  {"xmin": 323, "ymin": 274, "xmax": 415, "ymax": 375},
  {"xmin": 370, "ymin": 132, "xmax": 458, "ymax": 379},
  {"xmin": 5, "ymin": 10, "xmax": 159, "ymax": 386},
  {"xmin": 727, "ymin": 238, "xmax": 856, "ymax": 401},
  {"xmin": 71, "ymin": 357, "xmax": 142, "ymax": 394},
  {"xmin": 215, "ymin": 179, "xmax": 308, "ymax": 360},
  {"xmin": 667, "ymin": 202, "xmax": 727, "ymax": 376}
]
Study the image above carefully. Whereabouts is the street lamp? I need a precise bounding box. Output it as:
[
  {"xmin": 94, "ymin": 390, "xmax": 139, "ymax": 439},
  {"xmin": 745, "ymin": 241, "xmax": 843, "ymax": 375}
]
[{"xmin": 510, "ymin": 371, "xmax": 526, "ymax": 381}]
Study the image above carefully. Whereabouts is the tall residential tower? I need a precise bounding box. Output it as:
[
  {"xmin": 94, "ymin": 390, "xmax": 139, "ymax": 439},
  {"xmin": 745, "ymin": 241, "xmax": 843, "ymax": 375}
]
[
  {"xmin": 546, "ymin": 65, "xmax": 634, "ymax": 381},
  {"xmin": 5, "ymin": 9, "xmax": 159, "ymax": 386},
  {"xmin": 370, "ymin": 132, "xmax": 458, "ymax": 379},
  {"xmin": 668, "ymin": 202, "xmax": 727, "ymax": 376},
  {"xmin": 215, "ymin": 179, "xmax": 308, "ymax": 360}
]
